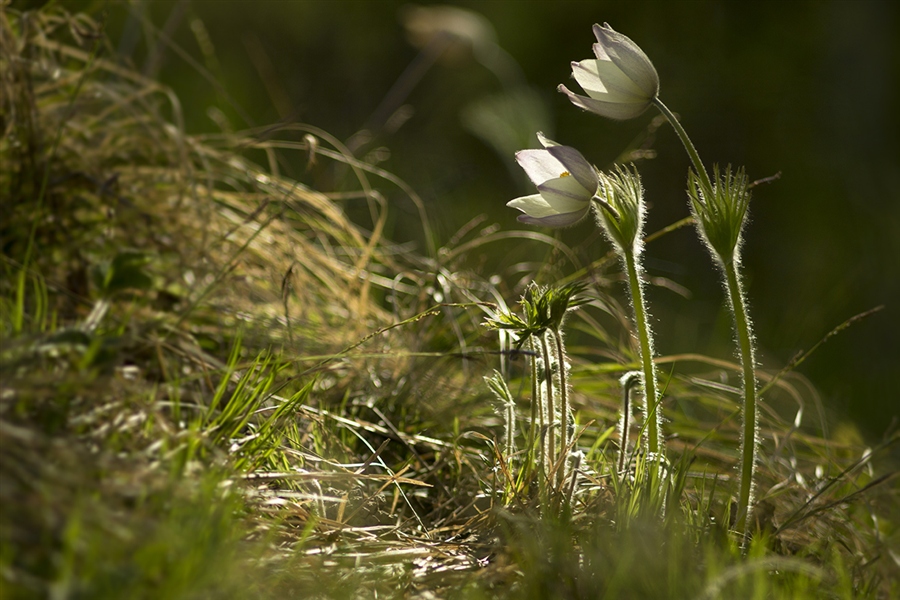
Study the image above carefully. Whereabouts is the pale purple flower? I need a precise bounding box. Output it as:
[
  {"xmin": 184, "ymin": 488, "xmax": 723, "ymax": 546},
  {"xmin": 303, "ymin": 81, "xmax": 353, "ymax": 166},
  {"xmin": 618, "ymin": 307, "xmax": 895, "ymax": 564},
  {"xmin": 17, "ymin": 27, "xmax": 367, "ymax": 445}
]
[{"xmin": 507, "ymin": 133, "xmax": 598, "ymax": 227}]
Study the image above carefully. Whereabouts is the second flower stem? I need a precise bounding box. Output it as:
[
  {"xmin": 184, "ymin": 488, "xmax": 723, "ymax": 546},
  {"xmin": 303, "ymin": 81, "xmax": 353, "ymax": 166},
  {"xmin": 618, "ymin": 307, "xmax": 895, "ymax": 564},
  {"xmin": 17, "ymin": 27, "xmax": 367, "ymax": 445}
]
[
  {"xmin": 652, "ymin": 97, "xmax": 712, "ymax": 193},
  {"xmin": 539, "ymin": 332, "xmax": 556, "ymax": 487},
  {"xmin": 623, "ymin": 249, "xmax": 661, "ymax": 459},
  {"xmin": 551, "ymin": 328, "xmax": 570, "ymax": 489},
  {"xmin": 529, "ymin": 337, "xmax": 540, "ymax": 477},
  {"xmin": 723, "ymin": 260, "xmax": 759, "ymax": 535}
]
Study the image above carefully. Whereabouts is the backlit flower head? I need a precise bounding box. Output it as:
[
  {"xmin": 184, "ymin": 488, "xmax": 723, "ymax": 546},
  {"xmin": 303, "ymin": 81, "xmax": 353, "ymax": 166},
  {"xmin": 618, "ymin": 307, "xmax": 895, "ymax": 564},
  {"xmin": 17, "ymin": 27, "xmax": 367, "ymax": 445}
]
[
  {"xmin": 507, "ymin": 132, "xmax": 598, "ymax": 228},
  {"xmin": 558, "ymin": 23, "xmax": 659, "ymax": 121}
]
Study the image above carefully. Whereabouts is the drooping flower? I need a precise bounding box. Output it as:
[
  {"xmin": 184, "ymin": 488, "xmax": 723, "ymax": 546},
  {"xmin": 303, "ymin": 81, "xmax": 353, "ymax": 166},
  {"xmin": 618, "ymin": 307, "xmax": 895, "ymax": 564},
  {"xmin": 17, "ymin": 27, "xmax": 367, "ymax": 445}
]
[
  {"xmin": 558, "ymin": 23, "xmax": 659, "ymax": 121},
  {"xmin": 507, "ymin": 133, "xmax": 598, "ymax": 227}
]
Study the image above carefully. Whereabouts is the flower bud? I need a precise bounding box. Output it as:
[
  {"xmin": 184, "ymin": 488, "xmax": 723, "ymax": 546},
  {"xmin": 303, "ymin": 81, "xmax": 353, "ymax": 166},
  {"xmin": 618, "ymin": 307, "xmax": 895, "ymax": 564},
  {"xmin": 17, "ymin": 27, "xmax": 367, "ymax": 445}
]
[
  {"xmin": 594, "ymin": 164, "xmax": 646, "ymax": 254},
  {"xmin": 687, "ymin": 165, "xmax": 752, "ymax": 265}
]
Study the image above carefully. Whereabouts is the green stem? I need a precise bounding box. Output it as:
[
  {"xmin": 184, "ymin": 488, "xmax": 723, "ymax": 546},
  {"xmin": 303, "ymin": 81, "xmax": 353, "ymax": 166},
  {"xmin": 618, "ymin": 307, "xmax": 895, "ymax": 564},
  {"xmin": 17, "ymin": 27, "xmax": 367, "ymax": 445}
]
[
  {"xmin": 623, "ymin": 250, "xmax": 661, "ymax": 459},
  {"xmin": 529, "ymin": 337, "xmax": 540, "ymax": 476},
  {"xmin": 652, "ymin": 97, "xmax": 712, "ymax": 193},
  {"xmin": 618, "ymin": 373, "xmax": 639, "ymax": 476},
  {"xmin": 539, "ymin": 332, "xmax": 556, "ymax": 488},
  {"xmin": 505, "ymin": 400, "xmax": 515, "ymax": 461},
  {"xmin": 723, "ymin": 260, "xmax": 758, "ymax": 535},
  {"xmin": 551, "ymin": 328, "xmax": 570, "ymax": 489}
]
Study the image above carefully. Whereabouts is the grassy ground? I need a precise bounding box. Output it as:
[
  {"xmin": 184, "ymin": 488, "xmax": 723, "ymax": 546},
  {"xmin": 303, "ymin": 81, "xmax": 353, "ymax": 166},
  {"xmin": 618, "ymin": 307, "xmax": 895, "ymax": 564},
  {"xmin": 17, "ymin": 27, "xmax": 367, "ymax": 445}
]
[{"xmin": 1, "ymin": 6, "xmax": 898, "ymax": 599}]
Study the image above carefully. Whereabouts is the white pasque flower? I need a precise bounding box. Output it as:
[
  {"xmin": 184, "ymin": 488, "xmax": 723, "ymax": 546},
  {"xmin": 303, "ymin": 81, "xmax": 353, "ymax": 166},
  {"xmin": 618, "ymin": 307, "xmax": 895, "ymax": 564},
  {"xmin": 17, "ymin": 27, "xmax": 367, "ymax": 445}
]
[
  {"xmin": 507, "ymin": 133, "xmax": 598, "ymax": 227},
  {"xmin": 558, "ymin": 23, "xmax": 659, "ymax": 121}
]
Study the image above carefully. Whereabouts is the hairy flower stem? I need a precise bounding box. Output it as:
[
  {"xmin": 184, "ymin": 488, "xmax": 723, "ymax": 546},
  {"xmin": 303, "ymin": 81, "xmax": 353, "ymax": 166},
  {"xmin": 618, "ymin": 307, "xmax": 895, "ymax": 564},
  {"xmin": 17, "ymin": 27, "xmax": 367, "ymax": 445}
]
[
  {"xmin": 618, "ymin": 386, "xmax": 632, "ymax": 475},
  {"xmin": 618, "ymin": 372, "xmax": 640, "ymax": 476},
  {"xmin": 505, "ymin": 400, "xmax": 515, "ymax": 460},
  {"xmin": 538, "ymin": 333, "xmax": 556, "ymax": 487},
  {"xmin": 551, "ymin": 328, "xmax": 570, "ymax": 489},
  {"xmin": 529, "ymin": 337, "xmax": 541, "ymax": 477},
  {"xmin": 651, "ymin": 98, "xmax": 713, "ymax": 193},
  {"xmin": 623, "ymin": 249, "xmax": 662, "ymax": 464},
  {"xmin": 723, "ymin": 260, "xmax": 759, "ymax": 535}
]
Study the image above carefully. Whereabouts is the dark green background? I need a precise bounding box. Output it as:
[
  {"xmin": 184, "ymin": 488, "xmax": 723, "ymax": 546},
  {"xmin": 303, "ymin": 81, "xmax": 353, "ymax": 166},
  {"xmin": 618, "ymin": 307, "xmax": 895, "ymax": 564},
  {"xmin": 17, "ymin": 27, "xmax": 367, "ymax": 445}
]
[{"xmin": 38, "ymin": 0, "xmax": 899, "ymax": 438}]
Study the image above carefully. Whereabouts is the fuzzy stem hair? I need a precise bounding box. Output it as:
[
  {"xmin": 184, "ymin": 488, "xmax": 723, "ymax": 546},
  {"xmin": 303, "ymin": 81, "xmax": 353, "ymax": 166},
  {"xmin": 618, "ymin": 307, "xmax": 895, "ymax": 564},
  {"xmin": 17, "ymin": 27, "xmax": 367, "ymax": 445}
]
[
  {"xmin": 529, "ymin": 336, "xmax": 541, "ymax": 478},
  {"xmin": 618, "ymin": 371, "xmax": 641, "ymax": 476},
  {"xmin": 724, "ymin": 259, "xmax": 759, "ymax": 536},
  {"xmin": 623, "ymin": 247, "xmax": 663, "ymax": 461},
  {"xmin": 538, "ymin": 332, "xmax": 555, "ymax": 488},
  {"xmin": 551, "ymin": 328, "xmax": 571, "ymax": 490}
]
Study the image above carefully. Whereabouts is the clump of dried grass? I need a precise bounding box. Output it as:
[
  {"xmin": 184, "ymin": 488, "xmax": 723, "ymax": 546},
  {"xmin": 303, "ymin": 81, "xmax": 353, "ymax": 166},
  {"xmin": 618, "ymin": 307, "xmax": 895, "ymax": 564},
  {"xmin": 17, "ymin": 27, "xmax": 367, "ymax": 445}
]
[{"xmin": 0, "ymin": 6, "xmax": 485, "ymax": 595}]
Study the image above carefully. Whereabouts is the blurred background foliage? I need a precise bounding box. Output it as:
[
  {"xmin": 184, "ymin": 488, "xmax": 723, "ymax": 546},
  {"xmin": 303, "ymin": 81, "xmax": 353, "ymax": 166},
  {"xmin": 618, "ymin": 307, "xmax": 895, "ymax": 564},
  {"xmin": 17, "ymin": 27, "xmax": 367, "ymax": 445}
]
[{"xmin": 19, "ymin": 0, "xmax": 899, "ymax": 438}]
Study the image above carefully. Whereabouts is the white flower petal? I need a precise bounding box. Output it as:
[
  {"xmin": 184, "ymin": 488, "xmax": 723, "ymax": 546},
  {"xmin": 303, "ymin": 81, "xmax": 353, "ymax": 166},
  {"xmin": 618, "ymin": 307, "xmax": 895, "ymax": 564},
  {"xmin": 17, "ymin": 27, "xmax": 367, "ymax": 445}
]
[
  {"xmin": 571, "ymin": 59, "xmax": 608, "ymax": 95},
  {"xmin": 538, "ymin": 174, "xmax": 592, "ymax": 205},
  {"xmin": 593, "ymin": 23, "xmax": 659, "ymax": 98},
  {"xmin": 574, "ymin": 58, "xmax": 645, "ymax": 103},
  {"xmin": 509, "ymin": 135, "xmax": 596, "ymax": 228},
  {"xmin": 508, "ymin": 194, "xmax": 588, "ymax": 227},
  {"xmin": 545, "ymin": 145, "xmax": 598, "ymax": 194},
  {"xmin": 507, "ymin": 193, "xmax": 556, "ymax": 217},
  {"xmin": 517, "ymin": 210, "xmax": 588, "ymax": 227},
  {"xmin": 507, "ymin": 188, "xmax": 591, "ymax": 228},
  {"xmin": 558, "ymin": 85, "xmax": 651, "ymax": 121},
  {"xmin": 560, "ymin": 23, "xmax": 659, "ymax": 121},
  {"xmin": 514, "ymin": 149, "xmax": 565, "ymax": 187},
  {"xmin": 536, "ymin": 132, "xmax": 560, "ymax": 148}
]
